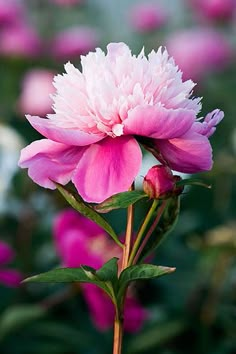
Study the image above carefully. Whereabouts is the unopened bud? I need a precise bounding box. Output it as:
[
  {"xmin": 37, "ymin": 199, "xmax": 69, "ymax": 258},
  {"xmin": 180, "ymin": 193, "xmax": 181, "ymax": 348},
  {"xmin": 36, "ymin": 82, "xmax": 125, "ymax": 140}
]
[{"xmin": 143, "ymin": 165, "xmax": 175, "ymax": 199}]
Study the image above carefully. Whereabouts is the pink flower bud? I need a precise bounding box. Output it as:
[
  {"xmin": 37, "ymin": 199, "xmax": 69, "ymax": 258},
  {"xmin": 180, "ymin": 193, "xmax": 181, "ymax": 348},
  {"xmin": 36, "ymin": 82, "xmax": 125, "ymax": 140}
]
[
  {"xmin": 129, "ymin": 2, "xmax": 167, "ymax": 32},
  {"xmin": 143, "ymin": 165, "xmax": 175, "ymax": 199},
  {"xmin": 189, "ymin": 0, "xmax": 236, "ymax": 22}
]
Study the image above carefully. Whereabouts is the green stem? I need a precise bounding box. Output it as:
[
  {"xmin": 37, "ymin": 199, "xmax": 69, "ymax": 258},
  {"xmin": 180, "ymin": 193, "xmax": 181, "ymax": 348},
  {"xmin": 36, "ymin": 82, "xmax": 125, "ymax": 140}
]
[
  {"xmin": 133, "ymin": 200, "xmax": 168, "ymax": 265},
  {"xmin": 128, "ymin": 199, "xmax": 158, "ymax": 266}
]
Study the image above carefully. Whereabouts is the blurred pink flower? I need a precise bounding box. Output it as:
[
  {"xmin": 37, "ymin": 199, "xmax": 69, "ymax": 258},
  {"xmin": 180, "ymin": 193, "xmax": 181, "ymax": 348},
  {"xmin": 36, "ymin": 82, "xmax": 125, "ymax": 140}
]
[
  {"xmin": 0, "ymin": 0, "xmax": 23, "ymax": 27},
  {"xmin": 189, "ymin": 0, "xmax": 236, "ymax": 21},
  {"xmin": 53, "ymin": 209, "xmax": 147, "ymax": 332},
  {"xmin": 51, "ymin": 0, "xmax": 83, "ymax": 5},
  {"xmin": 166, "ymin": 28, "xmax": 232, "ymax": 81},
  {"xmin": 19, "ymin": 43, "xmax": 223, "ymax": 203},
  {"xmin": 18, "ymin": 69, "xmax": 56, "ymax": 117},
  {"xmin": 0, "ymin": 23, "xmax": 42, "ymax": 58},
  {"xmin": 50, "ymin": 26, "xmax": 99, "ymax": 61},
  {"xmin": 129, "ymin": 2, "xmax": 167, "ymax": 32},
  {"xmin": 0, "ymin": 240, "xmax": 22, "ymax": 287}
]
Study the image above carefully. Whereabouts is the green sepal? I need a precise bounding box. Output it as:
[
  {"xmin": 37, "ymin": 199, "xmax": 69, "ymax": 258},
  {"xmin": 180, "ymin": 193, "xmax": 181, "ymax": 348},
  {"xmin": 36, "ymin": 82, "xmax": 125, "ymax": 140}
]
[
  {"xmin": 176, "ymin": 178, "xmax": 211, "ymax": 189},
  {"xmin": 94, "ymin": 190, "xmax": 147, "ymax": 213},
  {"xmin": 55, "ymin": 183, "xmax": 123, "ymax": 248}
]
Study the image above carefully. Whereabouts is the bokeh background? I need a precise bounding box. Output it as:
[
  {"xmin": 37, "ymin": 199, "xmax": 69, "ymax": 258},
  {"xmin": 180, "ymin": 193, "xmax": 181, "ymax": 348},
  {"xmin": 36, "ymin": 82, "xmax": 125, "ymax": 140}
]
[{"xmin": 0, "ymin": 0, "xmax": 236, "ymax": 353}]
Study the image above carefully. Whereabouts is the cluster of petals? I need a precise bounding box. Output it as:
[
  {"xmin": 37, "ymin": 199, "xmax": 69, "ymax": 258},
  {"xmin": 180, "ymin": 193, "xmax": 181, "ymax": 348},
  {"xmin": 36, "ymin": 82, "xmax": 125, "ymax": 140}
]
[
  {"xmin": 0, "ymin": 240, "xmax": 22, "ymax": 287},
  {"xmin": 19, "ymin": 42, "xmax": 223, "ymax": 203},
  {"xmin": 53, "ymin": 209, "xmax": 146, "ymax": 332},
  {"xmin": 166, "ymin": 28, "xmax": 232, "ymax": 81}
]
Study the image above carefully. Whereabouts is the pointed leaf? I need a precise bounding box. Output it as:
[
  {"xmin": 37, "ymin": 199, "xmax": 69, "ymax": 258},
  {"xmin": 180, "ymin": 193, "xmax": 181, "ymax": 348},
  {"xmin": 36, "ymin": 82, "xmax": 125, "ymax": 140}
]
[
  {"xmin": 94, "ymin": 191, "xmax": 147, "ymax": 213},
  {"xmin": 55, "ymin": 183, "xmax": 123, "ymax": 248},
  {"xmin": 176, "ymin": 178, "xmax": 211, "ymax": 189},
  {"xmin": 139, "ymin": 196, "xmax": 180, "ymax": 262},
  {"xmin": 117, "ymin": 264, "xmax": 175, "ymax": 304},
  {"xmin": 23, "ymin": 267, "xmax": 114, "ymax": 300}
]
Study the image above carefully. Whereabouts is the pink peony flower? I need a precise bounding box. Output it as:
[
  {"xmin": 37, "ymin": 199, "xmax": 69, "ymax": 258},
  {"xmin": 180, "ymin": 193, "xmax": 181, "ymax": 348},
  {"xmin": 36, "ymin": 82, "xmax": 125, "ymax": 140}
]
[
  {"xmin": 166, "ymin": 28, "xmax": 232, "ymax": 81},
  {"xmin": 143, "ymin": 165, "xmax": 175, "ymax": 199},
  {"xmin": 53, "ymin": 209, "xmax": 147, "ymax": 332},
  {"xmin": 189, "ymin": 0, "xmax": 236, "ymax": 21},
  {"xmin": 0, "ymin": 240, "xmax": 22, "ymax": 287},
  {"xmin": 19, "ymin": 42, "xmax": 223, "ymax": 203},
  {"xmin": 0, "ymin": 23, "xmax": 42, "ymax": 58},
  {"xmin": 18, "ymin": 69, "xmax": 56, "ymax": 117},
  {"xmin": 129, "ymin": 2, "xmax": 167, "ymax": 32},
  {"xmin": 50, "ymin": 26, "xmax": 99, "ymax": 61},
  {"xmin": 0, "ymin": 0, "xmax": 23, "ymax": 27}
]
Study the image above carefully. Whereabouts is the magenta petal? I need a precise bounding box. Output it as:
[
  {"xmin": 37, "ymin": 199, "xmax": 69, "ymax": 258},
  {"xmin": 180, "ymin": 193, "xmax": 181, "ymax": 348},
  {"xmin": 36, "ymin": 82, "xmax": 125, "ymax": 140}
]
[
  {"xmin": 0, "ymin": 241, "xmax": 15, "ymax": 266},
  {"xmin": 72, "ymin": 136, "xmax": 142, "ymax": 203},
  {"xmin": 19, "ymin": 139, "xmax": 87, "ymax": 189},
  {"xmin": 124, "ymin": 297, "xmax": 147, "ymax": 333},
  {"xmin": 0, "ymin": 269, "xmax": 22, "ymax": 287},
  {"xmin": 26, "ymin": 115, "xmax": 105, "ymax": 146},
  {"xmin": 155, "ymin": 131, "xmax": 213, "ymax": 173},
  {"xmin": 124, "ymin": 105, "xmax": 195, "ymax": 139}
]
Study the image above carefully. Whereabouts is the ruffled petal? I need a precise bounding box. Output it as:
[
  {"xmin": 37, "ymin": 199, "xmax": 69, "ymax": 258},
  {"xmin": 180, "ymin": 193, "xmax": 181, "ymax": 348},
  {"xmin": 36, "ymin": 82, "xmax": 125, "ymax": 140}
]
[
  {"xmin": 26, "ymin": 115, "xmax": 105, "ymax": 146},
  {"xmin": 124, "ymin": 105, "xmax": 195, "ymax": 139},
  {"xmin": 72, "ymin": 136, "xmax": 142, "ymax": 203},
  {"xmin": 155, "ymin": 131, "xmax": 213, "ymax": 173},
  {"xmin": 19, "ymin": 139, "xmax": 87, "ymax": 189}
]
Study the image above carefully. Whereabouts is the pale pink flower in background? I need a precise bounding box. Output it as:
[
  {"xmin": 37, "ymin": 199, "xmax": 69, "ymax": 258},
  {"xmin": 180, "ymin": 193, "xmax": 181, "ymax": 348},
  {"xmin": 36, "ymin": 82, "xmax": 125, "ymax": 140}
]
[
  {"xmin": 0, "ymin": 240, "xmax": 22, "ymax": 287},
  {"xmin": 129, "ymin": 2, "xmax": 167, "ymax": 32},
  {"xmin": 0, "ymin": 23, "xmax": 42, "ymax": 58},
  {"xmin": 166, "ymin": 28, "xmax": 232, "ymax": 81},
  {"xmin": 53, "ymin": 209, "xmax": 147, "ymax": 332},
  {"xmin": 18, "ymin": 69, "xmax": 56, "ymax": 117},
  {"xmin": 0, "ymin": 0, "xmax": 24, "ymax": 27},
  {"xmin": 50, "ymin": 26, "xmax": 99, "ymax": 61},
  {"xmin": 19, "ymin": 42, "xmax": 223, "ymax": 203},
  {"xmin": 189, "ymin": 0, "xmax": 236, "ymax": 21}
]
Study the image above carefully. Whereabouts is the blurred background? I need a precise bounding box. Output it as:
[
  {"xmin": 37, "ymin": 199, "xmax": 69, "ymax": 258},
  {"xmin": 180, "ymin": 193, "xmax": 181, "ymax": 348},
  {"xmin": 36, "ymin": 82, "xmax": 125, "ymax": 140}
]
[{"xmin": 0, "ymin": 0, "xmax": 236, "ymax": 353}]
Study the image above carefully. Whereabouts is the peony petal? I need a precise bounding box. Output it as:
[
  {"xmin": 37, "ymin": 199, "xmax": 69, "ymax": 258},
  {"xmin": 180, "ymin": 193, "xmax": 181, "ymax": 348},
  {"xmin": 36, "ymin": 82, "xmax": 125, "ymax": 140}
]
[
  {"xmin": 124, "ymin": 296, "xmax": 147, "ymax": 333},
  {"xmin": 72, "ymin": 136, "xmax": 142, "ymax": 203},
  {"xmin": 124, "ymin": 105, "xmax": 195, "ymax": 139},
  {"xmin": 26, "ymin": 115, "xmax": 105, "ymax": 146},
  {"xmin": 19, "ymin": 139, "xmax": 87, "ymax": 189},
  {"xmin": 155, "ymin": 131, "xmax": 213, "ymax": 173}
]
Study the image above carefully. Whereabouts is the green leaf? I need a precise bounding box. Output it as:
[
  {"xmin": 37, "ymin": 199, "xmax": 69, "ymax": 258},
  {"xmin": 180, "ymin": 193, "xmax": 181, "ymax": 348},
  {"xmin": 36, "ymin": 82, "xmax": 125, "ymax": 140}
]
[
  {"xmin": 176, "ymin": 178, "xmax": 211, "ymax": 189},
  {"xmin": 0, "ymin": 305, "xmax": 45, "ymax": 341},
  {"xmin": 117, "ymin": 264, "xmax": 175, "ymax": 305},
  {"xmin": 96, "ymin": 257, "xmax": 119, "ymax": 284},
  {"xmin": 55, "ymin": 183, "xmax": 123, "ymax": 248},
  {"xmin": 94, "ymin": 190, "xmax": 147, "ymax": 213},
  {"xmin": 139, "ymin": 196, "xmax": 180, "ymax": 262}
]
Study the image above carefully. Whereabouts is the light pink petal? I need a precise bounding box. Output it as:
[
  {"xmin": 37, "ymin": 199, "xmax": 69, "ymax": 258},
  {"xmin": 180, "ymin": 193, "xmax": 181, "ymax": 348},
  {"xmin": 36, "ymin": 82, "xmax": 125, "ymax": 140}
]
[
  {"xmin": 19, "ymin": 139, "xmax": 87, "ymax": 189},
  {"xmin": 72, "ymin": 136, "xmax": 142, "ymax": 203},
  {"xmin": 155, "ymin": 131, "xmax": 213, "ymax": 173},
  {"xmin": 0, "ymin": 241, "xmax": 15, "ymax": 266},
  {"xmin": 26, "ymin": 115, "xmax": 105, "ymax": 146},
  {"xmin": 124, "ymin": 105, "xmax": 195, "ymax": 139},
  {"xmin": 193, "ymin": 109, "xmax": 224, "ymax": 138},
  {"xmin": 0, "ymin": 269, "xmax": 22, "ymax": 287}
]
